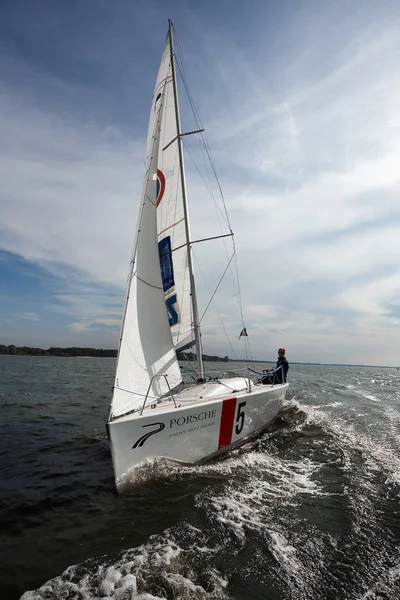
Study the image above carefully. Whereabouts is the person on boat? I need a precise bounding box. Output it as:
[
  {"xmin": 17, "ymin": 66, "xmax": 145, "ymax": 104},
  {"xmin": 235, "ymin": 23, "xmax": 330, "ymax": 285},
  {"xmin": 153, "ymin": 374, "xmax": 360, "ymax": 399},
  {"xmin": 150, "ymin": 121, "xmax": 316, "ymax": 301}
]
[{"xmin": 260, "ymin": 348, "xmax": 289, "ymax": 385}]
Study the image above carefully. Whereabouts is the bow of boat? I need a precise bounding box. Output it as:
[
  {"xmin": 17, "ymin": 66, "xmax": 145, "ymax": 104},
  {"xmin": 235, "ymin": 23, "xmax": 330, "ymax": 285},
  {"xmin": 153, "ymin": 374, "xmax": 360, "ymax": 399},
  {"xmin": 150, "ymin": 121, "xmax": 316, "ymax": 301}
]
[{"xmin": 108, "ymin": 378, "xmax": 288, "ymax": 489}]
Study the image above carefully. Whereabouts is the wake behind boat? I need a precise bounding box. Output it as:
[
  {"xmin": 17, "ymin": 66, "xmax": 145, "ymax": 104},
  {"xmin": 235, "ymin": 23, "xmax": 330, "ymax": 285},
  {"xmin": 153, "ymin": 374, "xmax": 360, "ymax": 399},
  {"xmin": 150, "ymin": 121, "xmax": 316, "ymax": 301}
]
[{"xmin": 107, "ymin": 21, "xmax": 288, "ymax": 490}]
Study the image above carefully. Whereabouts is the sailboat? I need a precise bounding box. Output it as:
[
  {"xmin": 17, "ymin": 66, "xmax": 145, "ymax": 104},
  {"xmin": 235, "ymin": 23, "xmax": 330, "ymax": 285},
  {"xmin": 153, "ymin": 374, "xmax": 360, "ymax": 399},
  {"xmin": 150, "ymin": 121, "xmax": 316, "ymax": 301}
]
[{"xmin": 107, "ymin": 21, "xmax": 288, "ymax": 490}]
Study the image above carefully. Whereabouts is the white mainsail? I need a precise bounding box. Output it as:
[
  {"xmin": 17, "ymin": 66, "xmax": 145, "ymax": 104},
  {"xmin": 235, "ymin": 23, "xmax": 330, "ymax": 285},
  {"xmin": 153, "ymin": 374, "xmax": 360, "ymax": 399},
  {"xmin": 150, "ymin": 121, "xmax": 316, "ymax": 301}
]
[{"xmin": 110, "ymin": 36, "xmax": 183, "ymax": 419}]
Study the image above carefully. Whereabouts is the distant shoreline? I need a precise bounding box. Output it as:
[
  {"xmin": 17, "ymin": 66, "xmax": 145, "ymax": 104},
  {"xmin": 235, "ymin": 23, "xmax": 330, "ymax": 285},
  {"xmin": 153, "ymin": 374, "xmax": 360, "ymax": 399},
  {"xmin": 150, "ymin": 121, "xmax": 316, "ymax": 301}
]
[
  {"xmin": 0, "ymin": 345, "xmax": 396, "ymax": 368},
  {"xmin": 0, "ymin": 345, "xmax": 227, "ymax": 362}
]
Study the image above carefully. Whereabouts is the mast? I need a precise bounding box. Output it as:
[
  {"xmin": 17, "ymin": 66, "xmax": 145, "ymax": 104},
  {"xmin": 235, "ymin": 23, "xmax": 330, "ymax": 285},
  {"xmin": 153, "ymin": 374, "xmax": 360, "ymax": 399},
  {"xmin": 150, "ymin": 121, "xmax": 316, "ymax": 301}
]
[{"xmin": 168, "ymin": 20, "xmax": 204, "ymax": 381}]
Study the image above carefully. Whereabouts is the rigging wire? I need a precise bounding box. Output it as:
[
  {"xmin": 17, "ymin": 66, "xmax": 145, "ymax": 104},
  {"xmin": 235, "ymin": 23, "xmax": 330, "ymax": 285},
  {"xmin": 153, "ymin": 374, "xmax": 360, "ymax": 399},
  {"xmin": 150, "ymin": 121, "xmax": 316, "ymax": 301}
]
[
  {"xmin": 192, "ymin": 252, "xmax": 238, "ymax": 361},
  {"xmin": 182, "ymin": 140, "xmax": 230, "ymax": 225},
  {"xmin": 176, "ymin": 61, "xmax": 231, "ymax": 230},
  {"xmin": 172, "ymin": 23, "xmax": 255, "ymax": 364},
  {"xmin": 199, "ymin": 251, "xmax": 236, "ymax": 324},
  {"xmin": 172, "ymin": 31, "xmax": 240, "ymax": 300},
  {"xmin": 180, "ymin": 351, "xmax": 199, "ymax": 377}
]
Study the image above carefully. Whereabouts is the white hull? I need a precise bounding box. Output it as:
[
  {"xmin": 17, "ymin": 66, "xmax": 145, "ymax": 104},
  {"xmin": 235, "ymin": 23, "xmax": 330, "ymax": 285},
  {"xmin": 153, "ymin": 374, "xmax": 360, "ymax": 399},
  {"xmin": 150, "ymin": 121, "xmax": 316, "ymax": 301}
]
[{"xmin": 108, "ymin": 378, "xmax": 288, "ymax": 490}]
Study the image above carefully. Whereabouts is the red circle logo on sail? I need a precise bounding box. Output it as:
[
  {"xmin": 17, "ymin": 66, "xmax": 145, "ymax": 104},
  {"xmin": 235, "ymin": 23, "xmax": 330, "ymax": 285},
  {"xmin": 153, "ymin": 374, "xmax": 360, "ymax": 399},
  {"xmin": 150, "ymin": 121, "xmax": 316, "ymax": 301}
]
[{"xmin": 156, "ymin": 169, "xmax": 166, "ymax": 206}]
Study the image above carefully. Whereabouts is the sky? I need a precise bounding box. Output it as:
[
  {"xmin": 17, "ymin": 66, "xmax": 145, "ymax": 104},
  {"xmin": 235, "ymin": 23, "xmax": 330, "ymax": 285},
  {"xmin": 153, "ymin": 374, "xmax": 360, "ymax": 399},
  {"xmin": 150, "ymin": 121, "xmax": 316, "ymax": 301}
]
[{"xmin": 1, "ymin": 0, "xmax": 400, "ymax": 366}]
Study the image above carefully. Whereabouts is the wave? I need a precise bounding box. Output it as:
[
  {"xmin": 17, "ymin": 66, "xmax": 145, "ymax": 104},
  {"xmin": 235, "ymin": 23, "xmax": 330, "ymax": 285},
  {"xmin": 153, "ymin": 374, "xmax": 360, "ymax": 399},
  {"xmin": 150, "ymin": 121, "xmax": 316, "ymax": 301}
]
[{"xmin": 17, "ymin": 377, "xmax": 400, "ymax": 600}]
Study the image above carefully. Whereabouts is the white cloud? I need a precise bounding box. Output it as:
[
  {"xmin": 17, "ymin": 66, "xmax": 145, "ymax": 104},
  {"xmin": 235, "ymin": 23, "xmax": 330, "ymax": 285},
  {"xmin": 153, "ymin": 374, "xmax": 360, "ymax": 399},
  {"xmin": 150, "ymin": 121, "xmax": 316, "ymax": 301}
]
[
  {"xmin": 1, "ymin": 7, "xmax": 400, "ymax": 365},
  {"xmin": 0, "ymin": 88, "xmax": 142, "ymax": 286},
  {"xmin": 19, "ymin": 312, "xmax": 39, "ymax": 321},
  {"xmin": 69, "ymin": 317, "xmax": 121, "ymax": 335}
]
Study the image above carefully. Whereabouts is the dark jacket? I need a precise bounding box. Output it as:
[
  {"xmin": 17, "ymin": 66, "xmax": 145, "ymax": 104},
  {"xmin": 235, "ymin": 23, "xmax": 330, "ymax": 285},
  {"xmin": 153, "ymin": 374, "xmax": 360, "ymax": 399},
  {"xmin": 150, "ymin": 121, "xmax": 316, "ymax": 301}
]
[
  {"xmin": 275, "ymin": 357, "xmax": 289, "ymax": 383},
  {"xmin": 260, "ymin": 357, "xmax": 289, "ymax": 385}
]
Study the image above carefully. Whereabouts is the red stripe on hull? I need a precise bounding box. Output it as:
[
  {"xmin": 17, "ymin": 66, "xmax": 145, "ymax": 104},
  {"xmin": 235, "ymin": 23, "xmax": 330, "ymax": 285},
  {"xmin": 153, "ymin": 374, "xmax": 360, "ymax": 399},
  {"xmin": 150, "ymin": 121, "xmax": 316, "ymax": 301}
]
[{"xmin": 218, "ymin": 397, "xmax": 237, "ymax": 450}]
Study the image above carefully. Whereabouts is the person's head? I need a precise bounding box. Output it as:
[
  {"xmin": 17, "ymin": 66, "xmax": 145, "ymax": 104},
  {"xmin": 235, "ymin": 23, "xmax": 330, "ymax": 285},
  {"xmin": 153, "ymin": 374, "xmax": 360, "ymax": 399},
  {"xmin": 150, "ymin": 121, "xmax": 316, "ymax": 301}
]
[{"xmin": 278, "ymin": 348, "xmax": 285, "ymax": 358}]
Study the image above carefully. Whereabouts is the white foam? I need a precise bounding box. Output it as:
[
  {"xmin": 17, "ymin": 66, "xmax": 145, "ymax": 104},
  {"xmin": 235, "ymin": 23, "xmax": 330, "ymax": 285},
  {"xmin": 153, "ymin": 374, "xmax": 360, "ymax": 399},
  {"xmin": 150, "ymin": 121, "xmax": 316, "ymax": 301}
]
[
  {"xmin": 199, "ymin": 453, "xmax": 324, "ymax": 537},
  {"xmin": 357, "ymin": 390, "xmax": 381, "ymax": 402},
  {"xmin": 162, "ymin": 573, "xmax": 207, "ymax": 596},
  {"xmin": 321, "ymin": 401, "xmax": 343, "ymax": 408},
  {"xmin": 20, "ymin": 527, "xmax": 229, "ymax": 600},
  {"xmin": 343, "ymin": 382, "xmax": 381, "ymax": 402},
  {"xmin": 269, "ymin": 531, "xmax": 302, "ymax": 574},
  {"xmin": 306, "ymin": 402, "xmax": 400, "ymax": 483}
]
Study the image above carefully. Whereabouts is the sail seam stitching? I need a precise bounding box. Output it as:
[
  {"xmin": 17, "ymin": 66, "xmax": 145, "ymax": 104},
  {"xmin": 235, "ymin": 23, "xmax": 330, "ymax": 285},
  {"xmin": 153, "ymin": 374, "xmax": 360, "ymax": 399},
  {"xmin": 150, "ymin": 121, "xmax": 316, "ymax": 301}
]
[{"xmin": 133, "ymin": 272, "xmax": 163, "ymax": 290}]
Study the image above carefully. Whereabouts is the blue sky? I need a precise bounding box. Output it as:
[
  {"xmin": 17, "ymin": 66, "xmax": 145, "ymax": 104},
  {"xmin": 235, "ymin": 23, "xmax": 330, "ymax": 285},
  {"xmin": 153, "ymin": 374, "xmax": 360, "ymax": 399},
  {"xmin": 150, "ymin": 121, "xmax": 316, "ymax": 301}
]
[{"xmin": 1, "ymin": 0, "xmax": 400, "ymax": 365}]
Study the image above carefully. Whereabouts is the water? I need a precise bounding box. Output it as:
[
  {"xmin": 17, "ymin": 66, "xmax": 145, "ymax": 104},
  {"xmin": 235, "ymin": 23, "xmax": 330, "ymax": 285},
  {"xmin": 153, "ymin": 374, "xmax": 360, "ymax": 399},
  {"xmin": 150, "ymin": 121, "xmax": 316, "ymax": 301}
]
[{"xmin": 1, "ymin": 356, "xmax": 400, "ymax": 600}]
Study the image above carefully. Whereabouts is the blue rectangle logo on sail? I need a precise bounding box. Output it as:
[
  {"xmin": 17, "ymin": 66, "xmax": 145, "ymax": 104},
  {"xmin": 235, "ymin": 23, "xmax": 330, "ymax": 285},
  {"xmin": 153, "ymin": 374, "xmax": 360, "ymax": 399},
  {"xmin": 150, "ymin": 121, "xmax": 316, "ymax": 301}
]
[{"xmin": 158, "ymin": 236, "xmax": 175, "ymax": 292}]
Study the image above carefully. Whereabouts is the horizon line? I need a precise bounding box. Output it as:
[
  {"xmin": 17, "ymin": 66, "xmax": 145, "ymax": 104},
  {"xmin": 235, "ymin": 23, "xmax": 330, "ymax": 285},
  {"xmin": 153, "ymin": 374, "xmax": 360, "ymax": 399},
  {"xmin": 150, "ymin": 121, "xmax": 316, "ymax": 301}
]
[{"xmin": 0, "ymin": 344, "xmax": 397, "ymax": 369}]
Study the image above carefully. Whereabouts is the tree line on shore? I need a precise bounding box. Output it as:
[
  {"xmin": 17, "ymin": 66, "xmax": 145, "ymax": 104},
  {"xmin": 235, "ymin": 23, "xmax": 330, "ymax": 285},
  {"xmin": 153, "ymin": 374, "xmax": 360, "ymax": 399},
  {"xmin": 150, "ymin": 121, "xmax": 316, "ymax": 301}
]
[{"xmin": 0, "ymin": 345, "xmax": 229, "ymax": 362}]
